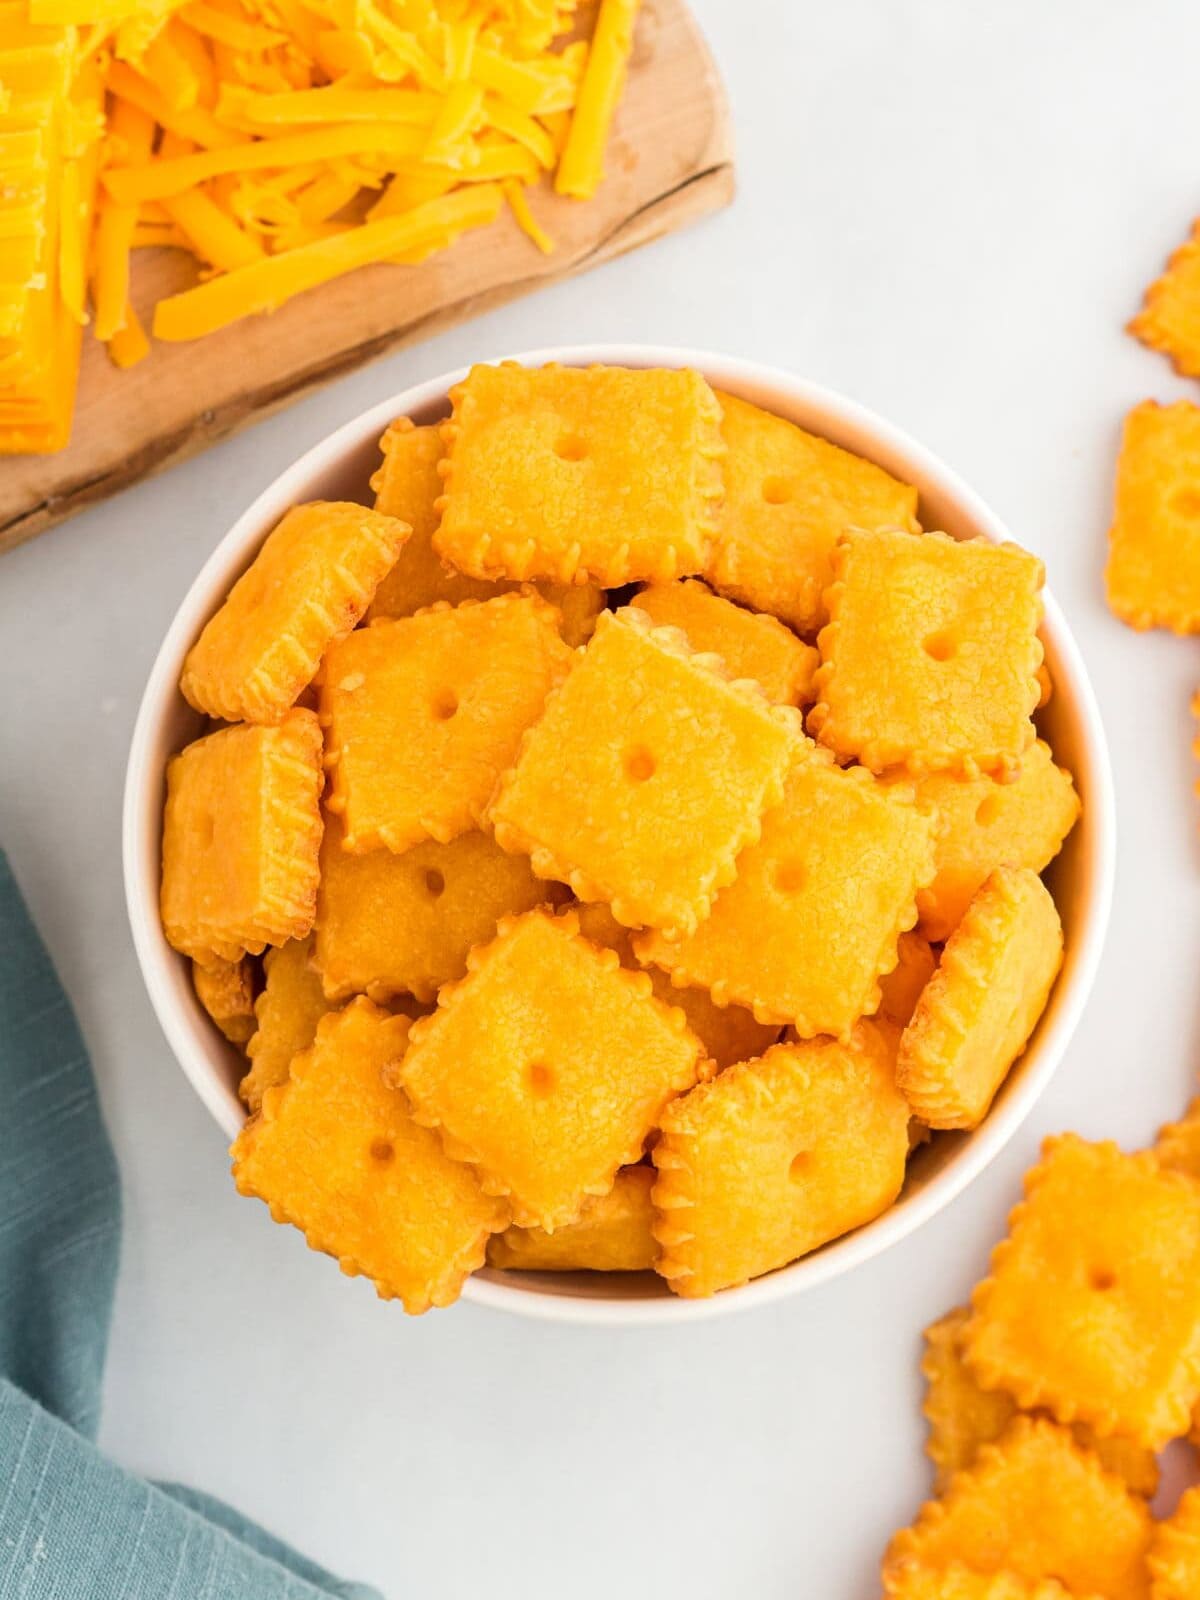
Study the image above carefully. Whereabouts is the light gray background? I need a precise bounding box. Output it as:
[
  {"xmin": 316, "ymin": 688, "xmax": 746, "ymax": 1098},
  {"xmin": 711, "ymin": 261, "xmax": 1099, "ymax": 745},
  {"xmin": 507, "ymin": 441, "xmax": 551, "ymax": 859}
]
[{"xmin": 3, "ymin": 3, "xmax": 1200, "ymax": 1595}]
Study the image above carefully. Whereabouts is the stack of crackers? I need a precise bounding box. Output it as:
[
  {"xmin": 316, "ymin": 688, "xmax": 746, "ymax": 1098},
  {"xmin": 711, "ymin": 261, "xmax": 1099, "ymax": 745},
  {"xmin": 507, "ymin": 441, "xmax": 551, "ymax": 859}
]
[
  {"xmin": 883, "ymin": 215, "xmax": 1200, "ymax": 1600},
  {"xmin": 158, "ymin": 361, "xmax": 1079, "ymax": 1311},
  {"xmin": 1107, "ymin": 222, "xmax": 1200, "ymax": 641},
  {"xmin": 882, "ymin": 1115, "xmax": 1200, "ymax": 1598}
]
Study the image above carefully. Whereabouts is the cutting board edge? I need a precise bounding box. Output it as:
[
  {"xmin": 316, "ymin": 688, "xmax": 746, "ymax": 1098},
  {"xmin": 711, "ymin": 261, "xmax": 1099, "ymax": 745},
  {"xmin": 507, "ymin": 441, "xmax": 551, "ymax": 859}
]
[{"xmin": 0, "ymin": 0, "xmax": 735, "ymax": 554}]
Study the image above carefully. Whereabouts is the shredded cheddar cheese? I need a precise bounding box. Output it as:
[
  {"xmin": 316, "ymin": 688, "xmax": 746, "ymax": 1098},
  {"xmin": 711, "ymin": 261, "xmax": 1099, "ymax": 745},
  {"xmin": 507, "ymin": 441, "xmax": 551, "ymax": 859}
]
[
  {"xmin": 556, "ymin": 0, "xmax": 636, "ymax": 199},
  {"xmin": 153, "ymin": 182, "xmax": 502, "ymax": 338},
  {"xmin": 0, "ymin": 0, "xmax": 642, "ymax": 454}
]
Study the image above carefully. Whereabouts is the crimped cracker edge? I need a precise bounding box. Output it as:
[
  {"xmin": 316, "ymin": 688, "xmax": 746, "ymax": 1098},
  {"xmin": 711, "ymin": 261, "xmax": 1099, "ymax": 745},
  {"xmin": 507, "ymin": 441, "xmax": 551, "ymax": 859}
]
[
  {"xmin": 650, "ymin": 1043, "xmax": 812, "ymax": 1296},
  {"xmin": 368, "ymin": 414, "xmax": 418, "ymax": 504},
  {"xmin": 232, "ymin": 1003, "xmax": 507, "ymax": 1313},
  {"xmin": 180, "ymin": 506, "xmax": 410, "ymax": 726},
  {"xmin": 320, "ymin": 590, "xmax": 573, "ymax": 855},
  {"xmin": 1128, "ymin": 226, "xmax": 1200, "ymax": 380},
  {"xmin": 163, "ymin": 712, "xmax": 324, "ymax": 964},
  {"xmin": 963, "ymin": 1134, "xmax": 1200, "ymax": 1448},
  {"xmin": 432, "ymin": 362, "xmax": 726, "ymax": 587},
  {"xmin": 634, "ymin": 763, "xmax": 935, "ymax": 1035},
  {"xmin": 1146, "ymin": 1484, "xmax": 1200, "ymax": 1599},
  {"xmin": 810, "ymin": 529, "xmax": 1045, "ymax": 780},
  {"xmin": 396, "ymin": 908, "xmax": 702, "ymax": 1232},
  {"xmin": 880, "ymin": 1413, "xmax": 1148, "ymax": 1594},
  {"xmin": 896, "ymin": 868, "xmax": 1061, "ymax": 1130},
  {"xmin": 485, "ymin": 608, "xmax": 805, "ymax": 938},
  {"xmin": 920, "ymin": 1306, "xmax": 973, "ymax": 1493}
]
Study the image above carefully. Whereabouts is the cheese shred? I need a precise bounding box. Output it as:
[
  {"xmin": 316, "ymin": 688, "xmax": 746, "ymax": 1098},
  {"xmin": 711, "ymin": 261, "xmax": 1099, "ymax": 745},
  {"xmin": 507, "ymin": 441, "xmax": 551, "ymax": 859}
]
[
  {"xmin": 556, "ymin": 0, "xmax": 639, "ymax": 200},
  {"xmin": 0, "ymin": 0, "xmax": 642, "ymax": 454}
]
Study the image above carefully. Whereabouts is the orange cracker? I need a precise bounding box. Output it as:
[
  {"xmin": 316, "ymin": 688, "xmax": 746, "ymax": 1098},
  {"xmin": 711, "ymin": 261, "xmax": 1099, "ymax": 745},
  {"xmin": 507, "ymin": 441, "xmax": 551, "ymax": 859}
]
[
  {"xmin": 705, "ymin": 390, "xmax": 920, "ymax": 635},
  {"xmin": 1148, "ymin": 1484, "xmax": 1200, "ymax": 1600},
  {"xmin": 810, "ymin": 528, "xmax": 1044, "ymax": 778},
  {"xmin": 315, "ymin": 813, "xmax": 561, "ymax": 1003},
  {"xmin": 884, "ymin": 1567, "xmax": 1075, "ymax": 1600},
  {"xmin": 488, "ymin": 607, "xmax": 802, "ymax": 937},
  {"xmin": 631, "ymin": 579, "xmax": 819, "ymax": 705},
  {"xmin": 397, "ymin": 909, "xmax": 702, "ymax": 1232},
  {"xmin": 878, "ymin": 932, "xmax": 938, "ymax": 1029},
  {"xmin": 180, "ymin": 502, "xmax": 410, "ymax": 725},
  {"xmin": 537, "ymin": 583, "xmax": 606, "ymax": 650},
  {"xmin": 487, "ymin": 1165, "xmax": 657, "ymax": 1272},
  {"xmin": 652, "ymin": 1026, "xmax": 909, "ymax": 1297},
  {"xmin": 321, "ymin": 591, "xmax": 574, "ymax": 854},
  {"xmin": 1130, "ymin": 221, "xmax": 1200, "ymax": 379},
  {"xmin": 1154, "ymin": 1096, "xmax": 1200, "ymax": 1181},
  {"xmin": 888, "ymin": 741, "xmax": 1080, "ymax": 941},
  {"xmin": 635, "ymin": 744, "xmax": 934, "ymax": 1033},
  {"xmin": 922, "ymin": 1307, "xmax": 1159, "ymax": 1500},
  {"xmin": 1104, "ymin": 400, "xmax": 1200, "ymax": 634},
  {"xmin": 574, "ymin": 902, "xmax": 779, "ymax": 1071},
  {"xmin": 161, "ymin": 709, "xmax": 323, "ymax": 964},
  {"xmin": 434, "ymin": 362, "xmax": 724, "ymax": 587},
  {"xmin": 233, "ymin": 998, "xmax": 507, "ymax": 1313},
  {"xmin": 367, "ymin": 417, "xmax": 603, "ymax": 646},
  {"xmin": 240, "ymin": 935, "xmax": 331, "ymax": 1114},
  {"xmin": 896, "ymin": 868, "xmax": 1063, "ymax": 1130},
  {"xmin": 964, "ymin": 1134, "xmax": 1200, "ymax": 1451},
  {"xmin": 882, "ymin": 1416, "xmax": 1152, "ymax": 1600},
  {"xmin": 191, "ymin": 955, "xmax": 256, "ymax": 1045}
]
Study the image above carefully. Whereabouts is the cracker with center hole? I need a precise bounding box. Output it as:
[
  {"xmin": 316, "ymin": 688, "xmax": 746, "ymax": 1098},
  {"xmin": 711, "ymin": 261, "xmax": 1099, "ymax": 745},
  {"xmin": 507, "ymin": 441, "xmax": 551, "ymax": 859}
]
[
  {"xmin": 487, "ymin": 1165, "xmax": 656, "ymax": 1272},
  {"xmin": 315, "ymin": 812, "xmax": 563, "ymax": 1003},
  {"xmin": 877, "ymin": 932, "xmax": 938, "ymax": 1029},
  {"xmin": 192, "ymin": 955, "xmax": 256, "ymax": 1044},
  {"xmin": 885, "ymin": 741, "xmax": 1079, "ymax": 942},
  {"xmin": 321, "ymin": 591, "xmax": 573, "ymax": 854},
  {"xmin": 240, "ymin": 935, "xmax": 331, "ymax": 1113},
  {"xmin": 635, "ymin": 744, "xmax": 934, "ymax": 1034},
  {"xmin": 897, "ymin": 867, "xmax": 1062, "ymax": 1130},
  {"xmin": 811, "ymin": 528, "xmax": 1043, "ymax": 778},
  {"xmin": 705, "ymin": 390, "xmax": 921, "ymax": 634},
  {"xmin": 488, "ymin": 608, "xmax": 802, "ymax": 937},
  {"xmin": 367, "ymin": 418, "xmax": 603, "ymax": 646},
  {"xmin": 232, "ymin": 998, "xmax": 508, "ymax": 1313},
  {"xmin": 161, "ymin": 709, "xmax": 323, "ymax": 964},
  {"xmin": 574, "ymin": 901, "xmax": 780, "ymax": 1071},
  {"xmin": 1154, "ymin": 1096, "xmax": 1200, "ymax": 1181},
  {"xmin": 180, "ymin": 502, "xmax": 410, "ymax": 725},
  {"xmin": 1104, "ymin": 400, "xmax": 1200, "ymax": 635},
  {"xmin": 631, "ymin": 578, "xmax": 819, "ymax": 705},
  {"xmin": 1130, "ymin": 220, "xmax": 1200, "ymax": 379},
  {"xmin": 882, "ymin": 1417, "xmax": 1152, "ymax": 1600},
  {"xmin": 1148, "ymin": 1484, "xmax": 1200, "ymax": 1600},
  {"xmin": 397, "ymin": 909, "xmax": 702, "ymax": 1232},
  {"xmin": 652, "ymin": 1025, "xmax": 909, "ymax": 1298},
  {"xmin": 884, "ymin": 1567, "xmax": 1075, "ymax": 1600},
  {"xmin": 921, "ymin": 1307, "xmax": 1159, "ymax": 1499},
  {"xmin": 434, "ymin": 362, "xmax": 724, "ymax": 586},
  {"xmin": 964, "ymin": 1135, "xmax": 1200, "ymax": 1451}
]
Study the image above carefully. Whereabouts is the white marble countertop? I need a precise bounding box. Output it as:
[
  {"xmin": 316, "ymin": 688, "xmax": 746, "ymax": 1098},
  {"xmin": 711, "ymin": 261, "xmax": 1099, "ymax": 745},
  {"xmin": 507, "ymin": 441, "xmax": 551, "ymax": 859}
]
[{"xmin": 3, "ymin": 2, "xmax": 1200, "ymax": 1594}]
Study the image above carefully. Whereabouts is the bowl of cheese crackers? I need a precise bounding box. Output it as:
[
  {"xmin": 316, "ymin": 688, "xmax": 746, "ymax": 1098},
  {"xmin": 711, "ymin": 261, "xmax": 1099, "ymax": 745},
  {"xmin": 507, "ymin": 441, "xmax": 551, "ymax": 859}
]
[{"xmin": 124, "ymin": 345, "xmax": 1114, "ymax": 1323}]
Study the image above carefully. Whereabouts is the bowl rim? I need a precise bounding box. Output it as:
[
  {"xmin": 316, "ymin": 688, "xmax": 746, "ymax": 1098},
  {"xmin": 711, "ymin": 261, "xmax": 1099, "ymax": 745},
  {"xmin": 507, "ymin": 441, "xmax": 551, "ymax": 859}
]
[{"xmin": 123, "ymin": 342, "xmax": 1116, "ymax": 1326}]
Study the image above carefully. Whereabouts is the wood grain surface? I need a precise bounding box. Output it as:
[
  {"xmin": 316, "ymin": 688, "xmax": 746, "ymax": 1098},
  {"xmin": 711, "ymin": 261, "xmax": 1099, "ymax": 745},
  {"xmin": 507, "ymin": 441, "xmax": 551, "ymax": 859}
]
[{"xmin": 0, "ymin": 0, "xmax": 733, "ymax": 552}]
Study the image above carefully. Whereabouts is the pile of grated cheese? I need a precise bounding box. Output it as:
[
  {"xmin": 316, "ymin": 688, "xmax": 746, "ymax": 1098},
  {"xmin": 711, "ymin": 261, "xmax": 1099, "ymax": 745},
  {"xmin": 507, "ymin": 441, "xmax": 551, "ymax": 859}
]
[{"xmin": 0, "ymin": 0, "xmax": 639, "ymax": 454}]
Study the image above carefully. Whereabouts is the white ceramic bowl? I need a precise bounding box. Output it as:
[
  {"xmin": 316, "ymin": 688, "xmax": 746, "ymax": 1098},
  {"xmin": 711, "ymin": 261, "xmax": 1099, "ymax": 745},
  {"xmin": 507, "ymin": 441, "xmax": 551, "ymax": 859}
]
[{"xmin": 124, "ymin": 344, "xmax": 1115, "ymax": 1325}]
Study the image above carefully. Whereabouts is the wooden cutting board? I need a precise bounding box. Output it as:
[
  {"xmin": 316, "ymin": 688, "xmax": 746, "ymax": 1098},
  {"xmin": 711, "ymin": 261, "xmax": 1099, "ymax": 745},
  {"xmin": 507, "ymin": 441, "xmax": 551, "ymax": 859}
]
[{"xmin": 0, "ymin": 0, "xmax": 732, "ymax": 553}]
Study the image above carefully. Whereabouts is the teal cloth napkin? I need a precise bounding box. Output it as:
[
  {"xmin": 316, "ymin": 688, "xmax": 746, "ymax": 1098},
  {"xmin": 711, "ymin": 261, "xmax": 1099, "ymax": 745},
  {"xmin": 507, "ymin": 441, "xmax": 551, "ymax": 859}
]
[{"xmin": 0, "ymin": 853, "xmax": 379, "ymax": 1600}]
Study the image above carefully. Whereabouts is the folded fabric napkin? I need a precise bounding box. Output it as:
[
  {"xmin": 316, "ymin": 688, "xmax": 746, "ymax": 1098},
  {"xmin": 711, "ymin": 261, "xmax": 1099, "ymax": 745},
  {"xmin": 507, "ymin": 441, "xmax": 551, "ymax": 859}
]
[{"xmin": 0, "ymin": 852, "xmax": 378, "ymax": 1600}]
